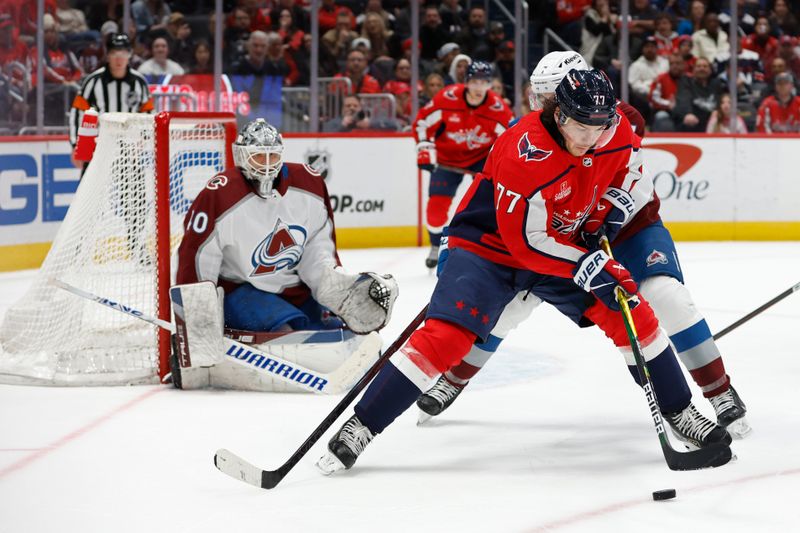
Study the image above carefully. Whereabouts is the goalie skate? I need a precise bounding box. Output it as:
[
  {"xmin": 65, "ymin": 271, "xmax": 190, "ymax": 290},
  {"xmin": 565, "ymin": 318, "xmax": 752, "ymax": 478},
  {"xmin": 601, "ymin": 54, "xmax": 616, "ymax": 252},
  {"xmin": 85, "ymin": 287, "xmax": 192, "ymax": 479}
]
[
  {"xmin": 666, "ymin": 403, "xmax": 732, "ymax": 450},
  {"xmin": 710, "ymin": 385, "xmax": 751, "ymax": 439}
]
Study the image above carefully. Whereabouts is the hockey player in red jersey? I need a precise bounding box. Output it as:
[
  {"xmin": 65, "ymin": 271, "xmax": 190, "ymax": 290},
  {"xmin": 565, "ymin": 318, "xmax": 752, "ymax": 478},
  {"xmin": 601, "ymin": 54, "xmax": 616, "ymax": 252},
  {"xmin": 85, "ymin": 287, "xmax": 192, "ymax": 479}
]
[
  {"xmin": 418, "ymin": 52, "xmax": 749, "ymax": 439},
  {"xmin": 414, "ymin": 60, "xmax": 514, "ymax": 268},
  {"xmin": 173, "ymin": 119, "xmax": 398, "ymax": 390},
  {"xmin": 317, "ymin": 69, "xmax": 731, "ymax": 474}
]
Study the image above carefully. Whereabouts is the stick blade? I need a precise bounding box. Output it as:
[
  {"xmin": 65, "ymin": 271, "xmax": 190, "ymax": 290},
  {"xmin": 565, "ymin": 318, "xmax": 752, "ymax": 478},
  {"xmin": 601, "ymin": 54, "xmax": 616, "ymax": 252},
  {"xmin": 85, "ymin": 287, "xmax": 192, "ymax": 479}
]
[
  {"xmin": 214, "ymin": 448, "xmax": 266, "ymax": 488},
  {"xmin": 665, "ymin": 443, "xmax": 734, "ymax": 471}
]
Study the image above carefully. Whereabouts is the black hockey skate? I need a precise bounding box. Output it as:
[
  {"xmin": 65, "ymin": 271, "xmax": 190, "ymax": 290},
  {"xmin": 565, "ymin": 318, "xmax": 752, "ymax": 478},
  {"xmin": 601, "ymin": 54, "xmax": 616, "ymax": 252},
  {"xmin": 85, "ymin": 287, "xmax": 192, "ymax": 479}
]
[
  {"xmin": 665, "ymin": 403, "xmax": 732, "ymax": 450},
  {"xmin": 425, "ymin": 245, "xmax": 439, "ymax": 269},
  {"xmin": 316, "ymin": 415, "xmax": 375, "ymax": 475},
  {"xmin": 417, "ymin": 375, "xmax": 465, "ymax": 425},
  {"xmin": 709, "ymin": 385, "xmax": 751, "ymax": 439}
]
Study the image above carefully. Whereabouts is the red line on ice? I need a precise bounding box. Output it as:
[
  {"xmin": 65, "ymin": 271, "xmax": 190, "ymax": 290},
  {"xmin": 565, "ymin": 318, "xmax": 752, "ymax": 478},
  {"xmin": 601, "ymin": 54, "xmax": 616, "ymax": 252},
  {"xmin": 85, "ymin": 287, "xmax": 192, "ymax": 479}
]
[
  {"xmin": 0, "ymin": 387, "xmax": 165, "ymax": 480},
  {"xmin": 528, "ymin": 467, "xmax": 800, "ymax": 532}
]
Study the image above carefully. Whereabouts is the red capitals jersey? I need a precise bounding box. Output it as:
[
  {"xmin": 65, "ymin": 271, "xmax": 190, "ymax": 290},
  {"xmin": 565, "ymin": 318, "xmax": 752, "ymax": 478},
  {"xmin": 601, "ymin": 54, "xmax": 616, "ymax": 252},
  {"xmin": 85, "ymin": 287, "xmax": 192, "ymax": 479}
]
[
  {"xmin": 413, "ymin": 84, "xmax": 514, "ymax": 168},
  {"xmin": 447, "ymin": 110, "xmax": 644, "ymax": 279},
  {"xmin": 756, "ymin": 95, "xmax": 800, "ymax": 133}
]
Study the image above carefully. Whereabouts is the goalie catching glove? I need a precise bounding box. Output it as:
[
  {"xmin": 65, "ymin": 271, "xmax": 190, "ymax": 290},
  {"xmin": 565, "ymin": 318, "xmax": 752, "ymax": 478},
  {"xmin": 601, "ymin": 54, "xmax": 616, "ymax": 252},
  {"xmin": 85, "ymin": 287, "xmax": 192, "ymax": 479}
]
[{"xmin": 316, "ymin": 267, "xmax": 399, "ymax": 334}]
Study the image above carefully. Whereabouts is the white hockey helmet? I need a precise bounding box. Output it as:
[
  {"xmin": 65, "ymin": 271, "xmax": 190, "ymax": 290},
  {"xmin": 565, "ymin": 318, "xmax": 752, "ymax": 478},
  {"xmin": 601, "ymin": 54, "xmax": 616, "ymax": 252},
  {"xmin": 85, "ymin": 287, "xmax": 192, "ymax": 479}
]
[
  {"xmin": 529, "ymin": 51, "xmax": 589, "ymax": 111},
  {"xmin": 232, "ymin": 118, "xmax": 284, "ymax": 197}
]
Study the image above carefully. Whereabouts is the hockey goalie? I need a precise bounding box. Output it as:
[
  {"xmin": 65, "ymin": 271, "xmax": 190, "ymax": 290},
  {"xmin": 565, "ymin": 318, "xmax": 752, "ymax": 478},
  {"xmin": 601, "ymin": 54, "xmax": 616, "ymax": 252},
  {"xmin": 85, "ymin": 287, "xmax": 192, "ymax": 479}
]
[{"xmin": 170, "ymin": 118, "xmax": 398, "ymax": 393}]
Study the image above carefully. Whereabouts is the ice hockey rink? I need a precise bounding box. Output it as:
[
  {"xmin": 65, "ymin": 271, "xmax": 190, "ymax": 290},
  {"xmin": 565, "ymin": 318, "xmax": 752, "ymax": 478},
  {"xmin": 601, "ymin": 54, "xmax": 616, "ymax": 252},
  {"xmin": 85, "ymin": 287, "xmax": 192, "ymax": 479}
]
[{"xmin": 0, "ymin": 242, "xmax": 798, "ymax": 532}]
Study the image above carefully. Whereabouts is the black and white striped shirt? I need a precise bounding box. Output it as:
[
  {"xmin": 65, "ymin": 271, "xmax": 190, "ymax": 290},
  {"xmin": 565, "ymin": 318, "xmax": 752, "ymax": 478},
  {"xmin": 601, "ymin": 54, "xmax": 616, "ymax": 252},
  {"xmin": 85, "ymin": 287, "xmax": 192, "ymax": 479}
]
[{"xmin": 69, "ymin": 66, "xmax": 154, "ymax": 146}]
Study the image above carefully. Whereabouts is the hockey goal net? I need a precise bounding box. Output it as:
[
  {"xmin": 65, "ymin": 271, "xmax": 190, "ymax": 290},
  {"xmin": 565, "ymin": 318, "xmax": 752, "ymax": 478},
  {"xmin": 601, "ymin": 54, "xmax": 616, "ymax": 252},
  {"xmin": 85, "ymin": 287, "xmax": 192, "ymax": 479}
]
[{"xmin": 0, "ymin": 112, "xmax": 237, "ymax": 385}]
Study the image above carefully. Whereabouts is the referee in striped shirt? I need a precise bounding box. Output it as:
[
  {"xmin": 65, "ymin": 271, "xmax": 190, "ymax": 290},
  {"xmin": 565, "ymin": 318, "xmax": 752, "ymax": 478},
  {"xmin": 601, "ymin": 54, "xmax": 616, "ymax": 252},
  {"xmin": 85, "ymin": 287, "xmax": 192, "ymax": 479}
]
[{"xmin": 69, "ymin": 33, "xmax": 154, "ymax": 165}]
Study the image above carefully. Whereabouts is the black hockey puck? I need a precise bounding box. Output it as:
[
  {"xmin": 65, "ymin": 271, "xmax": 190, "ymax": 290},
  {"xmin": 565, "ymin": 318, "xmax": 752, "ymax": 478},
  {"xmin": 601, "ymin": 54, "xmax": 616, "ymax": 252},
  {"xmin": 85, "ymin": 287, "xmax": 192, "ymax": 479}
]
[{"xmin": 652, "ymin": 489, "xmax": 676, "ymax": 501}]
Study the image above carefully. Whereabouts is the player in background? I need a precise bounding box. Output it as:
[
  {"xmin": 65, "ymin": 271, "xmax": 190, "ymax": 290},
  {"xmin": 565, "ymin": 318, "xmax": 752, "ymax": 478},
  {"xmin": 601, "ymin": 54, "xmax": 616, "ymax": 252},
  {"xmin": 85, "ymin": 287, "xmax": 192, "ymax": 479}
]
[
  {"xmin": 317, "ymin": 69, "xmax": 731, "ymax": 475},
  {"xmin": 416, "ymin": 51, "xmax": 749, "ymax": 440},
  {"xmin": 413, "ymin": 60, "xmax": 514, "ymax": 269},
  {"xmin": 173, "ymin": 119, "xmax": 398, "ymax": 389}
]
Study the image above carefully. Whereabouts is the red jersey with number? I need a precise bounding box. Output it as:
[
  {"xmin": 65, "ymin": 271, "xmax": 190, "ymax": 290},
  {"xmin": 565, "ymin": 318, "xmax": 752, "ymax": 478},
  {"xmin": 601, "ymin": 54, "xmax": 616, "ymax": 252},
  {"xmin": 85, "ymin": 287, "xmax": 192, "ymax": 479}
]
[
  {"xmin": 413, "ymin": 84, "xmax": 514, "ymax": 168},
  {"xmin": 447, "ymin": 109, "xmax": 645, "ymax": 279}
]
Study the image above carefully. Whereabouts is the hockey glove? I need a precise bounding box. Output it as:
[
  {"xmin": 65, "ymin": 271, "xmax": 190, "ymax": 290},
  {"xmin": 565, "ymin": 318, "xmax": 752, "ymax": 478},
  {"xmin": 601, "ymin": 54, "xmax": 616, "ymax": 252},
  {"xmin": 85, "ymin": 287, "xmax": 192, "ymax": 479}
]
[
  {"xmin": 581, "ymin": 187, "xmax": 635, "ymax": 250},
  {"xmin": 573, "ymin": 250, "xmax": 639, "ymax": 311},
  {"xmin": 416, "ymin": 141, "xmax": 437, "ymax": 171}
]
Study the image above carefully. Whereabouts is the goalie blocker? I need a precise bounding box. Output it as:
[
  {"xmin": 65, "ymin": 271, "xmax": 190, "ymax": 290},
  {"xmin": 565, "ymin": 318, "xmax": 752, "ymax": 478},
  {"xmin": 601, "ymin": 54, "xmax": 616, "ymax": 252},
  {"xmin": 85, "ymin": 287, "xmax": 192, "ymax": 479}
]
[{"xmin": 170, "ymin": 270, "xmax": 397, "ymax": 393}]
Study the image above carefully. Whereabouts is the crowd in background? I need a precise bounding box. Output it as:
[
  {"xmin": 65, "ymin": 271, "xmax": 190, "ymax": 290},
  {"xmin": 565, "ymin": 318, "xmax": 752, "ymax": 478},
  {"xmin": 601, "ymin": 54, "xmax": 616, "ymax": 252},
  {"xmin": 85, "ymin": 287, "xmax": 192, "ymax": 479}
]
[{"xmin": 1, "ymin": 0, "xmax": 800, "ymax": 133}]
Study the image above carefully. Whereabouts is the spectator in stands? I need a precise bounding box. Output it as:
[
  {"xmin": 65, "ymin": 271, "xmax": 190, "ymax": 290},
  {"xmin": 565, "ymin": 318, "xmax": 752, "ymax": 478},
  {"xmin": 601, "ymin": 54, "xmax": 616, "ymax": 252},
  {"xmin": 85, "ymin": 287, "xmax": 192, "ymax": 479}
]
[
  {"xmin": 692, "ymin": 12, "xmax": 729, "ymax": 62},
  {"xmin": 421, "ymin": 72, "xmax": 444, "ymax": 106},
  {"xmin": 718, "ymin": 0, "xmax": 758, "ymax": 36},
  {"xmin": 139, "ymin": 35, "xmax": 185, "ymax": 76},
  {"xmin": 769, "ymin": 0, "xmax": 799, "ymax": 37},
  {"xmin": 131, "ymin": 0, "xmax": 171, "ymax": 37},
  {"xmin": 421, "ymin": 6, "xmax": 449, "ymax": 62},
  {"xmin": 360, "ymin": 12, "xmax": 395, "ymax": 60},
  {"xmin": 629, "ymin": 0, "xmax": 659, "ymax": 51},
  {"xmin": 744, "ymin": 17, "xmax": 779, "ymax": 66},
  {"xmin": 776, "ymin": 35, "xmax": 800, "ymax": 80},
  {"xmin": 351, "ymin": 37, "xmax": 373, "ymax": 62},
  {"xmin": 319, "ymin": 0, "xmax": 355, "ymax": 34},
  {"xmin": 630, "ymin": 37, "xmax": 669, "ymax": 100},
  {"xmin": 554, "ymin": 0, "xmax": 591, "ymax": 49},
  {"xmin": 270, "ymin": 0, "xmax": 308, "ymax": 35},
  {"xmin": 706, "ymin": 93, "xmax": 748, "ymax": 133},
  {"xmin": 447, "ymin": 53, "xmax": 471, "ymax": 85},
  {"xmin": 386, "ymin": 80, "xmax": 412, "ymax": 127},
  {"xmin": 650, "ymin": 53, "xmax": 686, "ymax": 131},
  {"xmin": 677, "ymin": 0, "xmax": 705, "ymax": 35},
  {"xmin": 236, "ymin": 0, "xmax": 272, "ymax": 33},
  {"xmin": 232, "ymin": 31, "xmax": 272, "ymax": 76},
  {"xmin": 276, "ymin": 8, "xmax": 304, "ymax": 52},
  {"xmin": 456, "ymin": 6, "xmax": 490, "ymax": 60},
  {"xmin": 654, "ymin": 13, "xmax": 679, "ymax": 56},
  {"xmin": 436, "ymin": 42, "xmax": 461, "ymax": 82},
  {"xmin": 676, "ymin": 34, "xmax": 696, "ymax": 73},
  {"xmin": 322, "ymin": 94, "xmax": 398, "ymax": 132},
  {"xmin": 335, "ymin": 49, "xmax": 381, "ymax": 93},
  {"xmin": 77, "ymin": 20, "xmax": 115, "ymax": 74},
  {"xmin": 56, "ymin": 0, "xmax": 99, "ymax": 45},
  {"xmin": 0, "ymin": 12, "xmax": 30, "ymax": 95},
  {"xmin": 714, "ymin": 36, "xmax": 766, "ymax": 104},
  {"xmin": 493, "ymin": 39, "xmax": 515, "ymax": 99},
  {"xmin": 439, "ymin": 0, "xmax": 466, "ymax": 37},
  {"xmin": 384, "ymin": 58, "xmax": 421, "ymax": 92},
  {"xmin": 356, "ymin": 0, "xmax": 396, "ymax": 32},
  {"xmin": 224, "ymin": 7, "xmax": 252, "ymax": 65},
  {"xmin": 580, "ymin": 0, "xmax": 618, "ymax": 66},
  {"xmin": 32, "ymin": 13, "xmax": 83, "ymax": 87},
  {"xmin": 264, "ymin": 31, "xmax": 299, "ymax": 85},
  {"xmin": 491, "ymin": 76, "xmax": 512, "ymax": 107},
  {"xmin": 673, "ymin": 56, "xmax": 721, "ymax": 131},
  {"xmin": 756, "ymin": 72, "xmax": 800, "ymax": 132},
  {"xmin": 481, "ymin": 22, "xmax": 506, "ymax": 62},
  {"xmin": 189, "ymin": 40, "xmax": 213, "ymax": 74},
  {"xmin": 322, "ymin": 11, "xmax": 357, "ymax": 66},
  {"xmin": 166, "ymin": 13, "xmax": 195, "ymax": 68}
]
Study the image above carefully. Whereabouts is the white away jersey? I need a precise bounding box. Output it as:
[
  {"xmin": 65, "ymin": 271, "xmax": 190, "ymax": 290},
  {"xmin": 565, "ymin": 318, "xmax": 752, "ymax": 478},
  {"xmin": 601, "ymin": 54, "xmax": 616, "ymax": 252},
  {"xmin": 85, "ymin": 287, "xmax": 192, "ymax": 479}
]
[{"xmin": 176, "ymin": 163, "xmax": 340, "ymax": 302}]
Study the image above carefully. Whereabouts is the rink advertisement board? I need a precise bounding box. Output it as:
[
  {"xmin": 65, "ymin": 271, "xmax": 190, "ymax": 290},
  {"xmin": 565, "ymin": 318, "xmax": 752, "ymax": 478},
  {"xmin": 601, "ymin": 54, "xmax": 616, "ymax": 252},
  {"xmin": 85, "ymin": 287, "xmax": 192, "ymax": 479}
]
[{"xmin": 1, "ymin": 133, "xmax": 799, "ymax": 271}]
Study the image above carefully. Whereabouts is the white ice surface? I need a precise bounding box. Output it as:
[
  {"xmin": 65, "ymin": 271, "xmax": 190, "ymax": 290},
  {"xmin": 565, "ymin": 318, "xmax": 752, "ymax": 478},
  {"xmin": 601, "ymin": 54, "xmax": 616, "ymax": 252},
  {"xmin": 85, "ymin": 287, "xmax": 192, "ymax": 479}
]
[{"xmin": 1, "ymin": 242, "xmax": 799, "ymax": 533}]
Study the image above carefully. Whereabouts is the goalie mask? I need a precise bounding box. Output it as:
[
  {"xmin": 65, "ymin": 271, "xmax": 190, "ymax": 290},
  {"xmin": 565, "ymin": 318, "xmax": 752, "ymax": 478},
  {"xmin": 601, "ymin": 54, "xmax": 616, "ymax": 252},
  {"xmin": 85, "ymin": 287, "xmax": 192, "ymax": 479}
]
[{"xmin": 232, "ymin": 119, "xmax": 284, "ymax": 197}]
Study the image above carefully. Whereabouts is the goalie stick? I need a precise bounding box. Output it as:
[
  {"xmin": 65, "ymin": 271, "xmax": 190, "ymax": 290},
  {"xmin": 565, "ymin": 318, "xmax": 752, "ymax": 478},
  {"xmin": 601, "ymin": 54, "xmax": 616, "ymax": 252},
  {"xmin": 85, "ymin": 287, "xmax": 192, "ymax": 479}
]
[
  {"xmin": 51, "ymin": 279, "xmax": 375, "ymax": 394},
  {"xmin": 600, "ymin": 238, "xmax": 732, "ymax": 471},
  {"xmin": 214, "ymin": 304, "xmax": 429, "ymax": 490}
]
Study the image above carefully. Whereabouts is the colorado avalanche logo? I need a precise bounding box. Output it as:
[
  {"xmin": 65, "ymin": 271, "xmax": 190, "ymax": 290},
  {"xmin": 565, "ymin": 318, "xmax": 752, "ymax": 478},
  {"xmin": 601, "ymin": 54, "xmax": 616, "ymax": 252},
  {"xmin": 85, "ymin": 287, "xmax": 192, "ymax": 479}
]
[
  {"xmin": 206, "ymin": 175, "xmax": 228, "ymax": 190},
  {"xmin": 518, "ymin": 132, "xmax": 553, "ymax": 162},
  {"xmin": 250, "ymin": 219, "xmax": 308, "ymax": 276},
  {"xmin": 646, "ymin": 249, "xmax": 668, "ymax": 267}
]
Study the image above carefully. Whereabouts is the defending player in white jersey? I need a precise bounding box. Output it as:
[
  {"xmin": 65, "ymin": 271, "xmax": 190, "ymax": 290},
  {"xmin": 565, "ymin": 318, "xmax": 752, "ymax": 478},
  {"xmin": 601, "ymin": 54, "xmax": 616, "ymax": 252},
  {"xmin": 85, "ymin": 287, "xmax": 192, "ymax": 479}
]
[
  {"xmin": 414, "ymin": 60, "xmax": 514, "ymax": 268},
  {"xmin": 171, "ymin": 119, "xmax": 398, "ymax": 391},
  {"xmin": 416, "ymin": 51, "xmax": 749, "ymax": 440}
]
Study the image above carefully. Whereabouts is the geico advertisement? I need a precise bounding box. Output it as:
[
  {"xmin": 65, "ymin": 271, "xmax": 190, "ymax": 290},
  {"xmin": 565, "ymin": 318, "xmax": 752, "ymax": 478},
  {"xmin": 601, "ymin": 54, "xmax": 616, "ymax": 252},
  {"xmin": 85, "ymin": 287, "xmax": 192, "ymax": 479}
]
[
  {"xmin": 642, "ymin": 137, "xmax": 800, "ymax": 222},
  {"xmin": 281, "ymin": 136, "xmax": 418, "ymax": 227}
]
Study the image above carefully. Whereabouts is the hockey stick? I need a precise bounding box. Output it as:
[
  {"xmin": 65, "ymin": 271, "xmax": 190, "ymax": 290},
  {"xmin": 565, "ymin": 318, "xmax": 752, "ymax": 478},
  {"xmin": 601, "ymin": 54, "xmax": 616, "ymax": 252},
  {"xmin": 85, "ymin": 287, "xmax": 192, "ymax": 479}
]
[
  {"xmin": 51, "ymin": 279, "xmax": 377, "ymax": 394},
  {"xmin": 713, "ymin": 281, "xmax": 800, "ymax": 341},
  {"xmin": 214, "ymin": 304, "xmax": 429, "ymax": 490},
  {"xmin": 599, "ymin": 239, "xmax": 732, "ymax": 471},
  {"xmin": 436, "ymin": 164, "xmax": 476, "ymax": 175}
]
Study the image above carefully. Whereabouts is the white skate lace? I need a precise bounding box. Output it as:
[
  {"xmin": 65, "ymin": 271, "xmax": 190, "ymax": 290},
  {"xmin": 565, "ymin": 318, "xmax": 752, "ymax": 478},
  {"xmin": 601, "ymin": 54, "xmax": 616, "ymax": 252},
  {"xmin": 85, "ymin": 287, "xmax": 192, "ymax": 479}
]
[
  {"xmin": 340, "ymin": 417, "xmax": 374, "ymax": 456},
  {"xmin": 709, "ymin": 389, "xmax": 736, "ymax": 417},
  {"xmin": 426, "ymin": 378, "xmax": 462, "ymax": 406},
  {"xmin": 669, "ymin": 404, "xmax": 718, "ymax": 441}
]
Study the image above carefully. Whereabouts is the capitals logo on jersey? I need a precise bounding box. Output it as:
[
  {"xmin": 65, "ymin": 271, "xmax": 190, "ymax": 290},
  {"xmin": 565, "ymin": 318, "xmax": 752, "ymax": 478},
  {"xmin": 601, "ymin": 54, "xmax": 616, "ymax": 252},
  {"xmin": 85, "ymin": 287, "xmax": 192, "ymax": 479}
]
[
  {"xmin": 446, "ymin": 126, "xmax": 492, "ymax": 150},
  {"xmin": 251, "ymin": 219, "xmax": 308, "ymax": 276},
  {"xmin": 551, "ymin": 185, "xmax": 598, "ymax": 236},
  {"xmin": 517, "ymin": 132, "xmax": 553, "ymax": 162}
]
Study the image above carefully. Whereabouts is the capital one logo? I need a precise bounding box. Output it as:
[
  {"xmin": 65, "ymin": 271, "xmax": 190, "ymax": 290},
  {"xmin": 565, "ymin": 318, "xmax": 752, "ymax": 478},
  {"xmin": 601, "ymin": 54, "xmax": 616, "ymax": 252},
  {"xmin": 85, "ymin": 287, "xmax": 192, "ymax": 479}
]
[
  {"xmin": 250, "ymin": 218, "xmax": 308, "ymax": 276},
  {"xmin": 644, "ymin": 143, "xmax": 708, "ymax": 201}
]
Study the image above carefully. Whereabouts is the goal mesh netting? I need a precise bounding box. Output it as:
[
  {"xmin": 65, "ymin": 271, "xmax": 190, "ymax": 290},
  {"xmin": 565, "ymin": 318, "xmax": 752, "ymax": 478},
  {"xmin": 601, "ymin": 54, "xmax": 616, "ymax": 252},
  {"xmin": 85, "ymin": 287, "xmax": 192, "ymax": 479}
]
[{"xmin": 0, "ymin": 112, "xmax": 236, "ymax": 385}]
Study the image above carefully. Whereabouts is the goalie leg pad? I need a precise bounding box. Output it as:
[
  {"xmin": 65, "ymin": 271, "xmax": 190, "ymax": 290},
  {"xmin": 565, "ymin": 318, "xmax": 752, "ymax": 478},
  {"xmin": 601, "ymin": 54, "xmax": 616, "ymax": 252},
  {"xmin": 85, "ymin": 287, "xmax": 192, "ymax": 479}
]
[{"xmin": 170, "ymin": 282, "xmax": 225, "ymax": 368}]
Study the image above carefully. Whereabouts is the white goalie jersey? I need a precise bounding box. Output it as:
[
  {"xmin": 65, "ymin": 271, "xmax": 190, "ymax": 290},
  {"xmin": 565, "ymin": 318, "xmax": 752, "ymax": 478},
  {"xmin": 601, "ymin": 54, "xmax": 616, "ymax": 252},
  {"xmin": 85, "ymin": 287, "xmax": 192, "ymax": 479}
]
[{"xmin": 176, "ymin": 162, "xmax": 340, "ymax": 302}]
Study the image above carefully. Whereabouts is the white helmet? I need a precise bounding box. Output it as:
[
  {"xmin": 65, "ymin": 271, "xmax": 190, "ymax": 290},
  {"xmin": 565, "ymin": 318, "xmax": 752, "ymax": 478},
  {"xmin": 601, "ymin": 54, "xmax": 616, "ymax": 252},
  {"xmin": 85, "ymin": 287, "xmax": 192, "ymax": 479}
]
[
  {"xmin": 529, "ymin": 51, "xmax": 589, "ymax": 110},
  {"xmin": 232, "ymin": 118, "xmax": 284, "ymax": 197}
]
